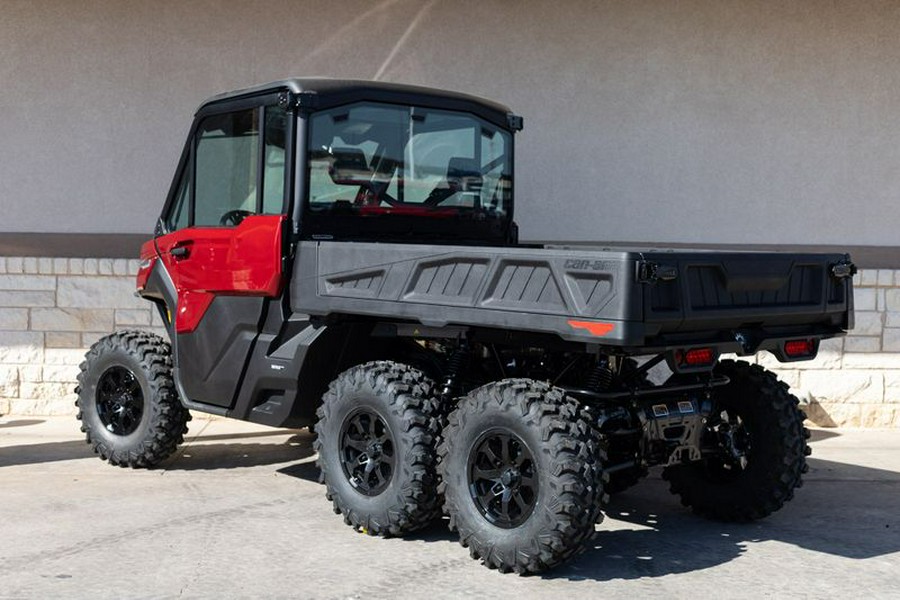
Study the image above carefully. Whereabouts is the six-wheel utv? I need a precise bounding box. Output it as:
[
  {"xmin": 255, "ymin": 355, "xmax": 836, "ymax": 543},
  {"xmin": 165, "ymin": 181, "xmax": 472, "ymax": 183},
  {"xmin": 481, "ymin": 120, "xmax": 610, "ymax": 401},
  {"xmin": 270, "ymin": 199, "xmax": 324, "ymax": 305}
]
[{"xmin": 76, "ymin": 79, "xmax": 854, "ymax": 574}]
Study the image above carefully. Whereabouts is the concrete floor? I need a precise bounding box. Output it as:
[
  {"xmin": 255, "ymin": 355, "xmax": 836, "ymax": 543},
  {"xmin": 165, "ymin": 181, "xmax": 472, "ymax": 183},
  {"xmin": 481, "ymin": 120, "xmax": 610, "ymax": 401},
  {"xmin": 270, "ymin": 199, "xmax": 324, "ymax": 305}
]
[{"xmin": 0, "ymin": 417, "xmax": 897, "ymax": 599}]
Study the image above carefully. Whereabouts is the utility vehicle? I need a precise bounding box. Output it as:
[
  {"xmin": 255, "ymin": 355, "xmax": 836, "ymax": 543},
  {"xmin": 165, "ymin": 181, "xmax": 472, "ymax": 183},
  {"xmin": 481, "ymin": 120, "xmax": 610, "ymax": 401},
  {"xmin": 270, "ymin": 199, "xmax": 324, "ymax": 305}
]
[{"xmin": 76, "ymin": 79, "xmax": 854, "ymax": 574}]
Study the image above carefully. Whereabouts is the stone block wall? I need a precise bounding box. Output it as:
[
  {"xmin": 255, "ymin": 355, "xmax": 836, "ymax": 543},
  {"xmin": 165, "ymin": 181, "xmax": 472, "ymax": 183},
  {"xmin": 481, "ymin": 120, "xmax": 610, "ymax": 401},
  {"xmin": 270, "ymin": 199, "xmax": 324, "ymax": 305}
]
[
  {"xmin": 758, "ymin": 269, "xmax": 900, "ymax": 427},
  {"xmin": 0, "ymin": 256, "xmax": 897, "ymax": 426},
  {"xmin": 0, "ymin": 257, "xmax": 165, "ymax": 415}
]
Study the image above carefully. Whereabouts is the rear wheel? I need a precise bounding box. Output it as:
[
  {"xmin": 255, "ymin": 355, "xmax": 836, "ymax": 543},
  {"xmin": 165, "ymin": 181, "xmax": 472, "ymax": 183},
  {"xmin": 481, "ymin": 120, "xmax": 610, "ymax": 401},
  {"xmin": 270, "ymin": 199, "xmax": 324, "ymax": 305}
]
[
  {"xmin": 75, "ymin": 330, "xmax": 190, "ymax": 468},
  {"xmin": 438, "ymin": 379, "xmax": 606, "ymax": 574},
  {"xmin": 314, "ymin": 361, "xmax": 442, "ymax": 536},
  {"xmin": 663, "ymin": 359, "xmax": 811, "ymax": 521}
]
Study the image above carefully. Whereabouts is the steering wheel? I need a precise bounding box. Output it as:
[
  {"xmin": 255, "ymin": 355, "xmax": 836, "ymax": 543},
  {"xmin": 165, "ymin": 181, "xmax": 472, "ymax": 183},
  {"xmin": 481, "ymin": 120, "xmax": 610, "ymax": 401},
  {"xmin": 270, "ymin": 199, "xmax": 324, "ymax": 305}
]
[{"xmin": 219, "ymin": 209, "xmax": 254, "ymax": 227}]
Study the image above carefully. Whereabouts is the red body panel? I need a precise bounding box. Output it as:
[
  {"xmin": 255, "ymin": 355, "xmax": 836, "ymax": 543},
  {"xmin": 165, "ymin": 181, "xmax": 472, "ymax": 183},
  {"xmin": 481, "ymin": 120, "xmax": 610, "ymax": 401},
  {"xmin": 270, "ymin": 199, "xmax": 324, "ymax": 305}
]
[
  {"xmin": 153, "ymin": 215, "xmax": 285, "ymax": 333},
  {"xmin": 136, "ymin": 240, "xmax": 158, "ymax": 291}
]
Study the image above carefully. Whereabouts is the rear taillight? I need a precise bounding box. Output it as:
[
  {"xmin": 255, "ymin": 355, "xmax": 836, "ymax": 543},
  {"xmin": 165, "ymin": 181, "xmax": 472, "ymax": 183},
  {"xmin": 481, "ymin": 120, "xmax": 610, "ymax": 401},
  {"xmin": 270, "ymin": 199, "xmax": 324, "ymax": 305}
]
[
  {"xmin": 674, "ymin": 347, "xmax": 717, "ymax": 368},
  {"xmin": 784, "ymin": 339, "xmax": 816, "ymax": 358}
]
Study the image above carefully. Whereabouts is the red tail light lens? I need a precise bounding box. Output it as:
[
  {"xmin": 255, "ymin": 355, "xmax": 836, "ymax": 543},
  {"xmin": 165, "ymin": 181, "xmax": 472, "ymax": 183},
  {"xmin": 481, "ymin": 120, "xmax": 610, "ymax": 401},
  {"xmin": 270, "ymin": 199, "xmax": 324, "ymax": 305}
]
[
  {"xmin": 784, "ymin": 339, "xmax": 816, "ymax": 358},
  {"xmin": 676, "ymin": 347, "xmax": 716, "ymax": 367}
]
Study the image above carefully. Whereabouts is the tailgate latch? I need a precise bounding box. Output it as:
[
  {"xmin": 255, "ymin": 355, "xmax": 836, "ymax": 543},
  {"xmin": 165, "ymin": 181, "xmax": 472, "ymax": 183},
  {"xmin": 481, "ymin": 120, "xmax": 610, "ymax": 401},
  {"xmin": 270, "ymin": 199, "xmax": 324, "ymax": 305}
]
[
  {"xmin": 830, "ymin": 259, "xmax": 857, "ymax": 279},
  {"xmin": 637, "ymin": 261, "xmax": 678, "ymax": 284}
]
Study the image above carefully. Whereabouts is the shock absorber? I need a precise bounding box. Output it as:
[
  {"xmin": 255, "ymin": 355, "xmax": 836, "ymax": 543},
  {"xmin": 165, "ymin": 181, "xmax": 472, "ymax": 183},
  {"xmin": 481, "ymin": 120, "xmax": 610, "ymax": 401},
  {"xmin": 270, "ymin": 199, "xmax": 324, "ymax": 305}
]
[
  {"xmin": 441, "ymin": 343, "xmax": 470, "ymax": 401},
  {"xmin": 586, "ymin": 358, "xmax": 614, "ymax": 392}
]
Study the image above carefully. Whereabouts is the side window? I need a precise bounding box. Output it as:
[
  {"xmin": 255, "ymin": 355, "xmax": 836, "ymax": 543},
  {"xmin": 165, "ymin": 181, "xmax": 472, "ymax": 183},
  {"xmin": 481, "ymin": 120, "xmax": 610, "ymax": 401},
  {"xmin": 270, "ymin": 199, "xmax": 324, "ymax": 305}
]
[
  {"xmin": 194, "ymin": 108, "xmax": 260, "ymax": 227},
  {"xmin": 261, "ymin": 106, "xmax": 287, "ymax": 214},
  {"xmin": 166, "ymin": 167, "xmax": 191, "ymax": 231}
]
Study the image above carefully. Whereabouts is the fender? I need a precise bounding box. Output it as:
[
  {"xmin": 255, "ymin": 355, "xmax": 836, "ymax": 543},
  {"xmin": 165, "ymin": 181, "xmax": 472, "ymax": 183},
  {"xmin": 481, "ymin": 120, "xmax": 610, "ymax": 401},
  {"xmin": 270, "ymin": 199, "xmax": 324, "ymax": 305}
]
[{"xmin": 139, "ymin": 256, "xmax": 177, "ymax": 339}]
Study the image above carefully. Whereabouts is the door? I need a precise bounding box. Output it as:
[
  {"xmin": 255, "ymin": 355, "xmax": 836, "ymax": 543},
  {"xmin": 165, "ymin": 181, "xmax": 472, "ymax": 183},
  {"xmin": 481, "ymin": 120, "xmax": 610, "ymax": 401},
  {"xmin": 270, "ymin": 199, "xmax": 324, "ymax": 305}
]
[{"xmin": 155, "ymin": 102, "xmax": 290, "ymax": 407}]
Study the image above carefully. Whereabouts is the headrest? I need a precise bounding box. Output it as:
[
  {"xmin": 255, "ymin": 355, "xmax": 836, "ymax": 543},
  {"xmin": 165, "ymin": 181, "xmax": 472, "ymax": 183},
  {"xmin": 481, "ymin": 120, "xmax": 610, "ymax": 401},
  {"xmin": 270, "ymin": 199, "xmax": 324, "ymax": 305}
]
[
  {"xmin": 446, "ymin": 157, "xmax": 482, "ymax": 191},
  {"xmin": 446, "ymin": 157, "xmax": 480, "ymax": 178},
  {"xmin": 328, "ymin": 147, "xmax": 372, "ymax": 185}
]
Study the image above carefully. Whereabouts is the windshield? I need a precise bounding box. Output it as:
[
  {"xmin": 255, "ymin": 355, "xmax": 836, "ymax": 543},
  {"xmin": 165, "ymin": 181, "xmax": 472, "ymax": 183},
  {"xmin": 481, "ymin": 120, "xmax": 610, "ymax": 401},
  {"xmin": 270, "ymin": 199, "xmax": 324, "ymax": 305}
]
[{"xmin": 307, "ymin": 102, "xmax": 512, "ymax": 218}]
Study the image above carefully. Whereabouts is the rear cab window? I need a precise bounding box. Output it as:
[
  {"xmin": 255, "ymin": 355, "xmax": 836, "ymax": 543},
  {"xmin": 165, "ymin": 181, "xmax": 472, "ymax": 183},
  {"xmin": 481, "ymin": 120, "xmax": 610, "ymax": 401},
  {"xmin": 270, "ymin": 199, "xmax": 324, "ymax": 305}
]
[{"xmin": 306, "ymin": 102, "xmax": 511, "ymax": 221}]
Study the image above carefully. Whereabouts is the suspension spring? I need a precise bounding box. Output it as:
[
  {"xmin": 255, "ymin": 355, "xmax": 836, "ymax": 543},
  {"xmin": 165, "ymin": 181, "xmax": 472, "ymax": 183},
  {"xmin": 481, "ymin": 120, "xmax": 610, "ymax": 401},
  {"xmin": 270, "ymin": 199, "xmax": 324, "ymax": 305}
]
[
  {"xmin": 586, "ymin": 360, "xmax": 614, "ymax": 392},
  {"xmin": 441, "ymin": 344, "xmax": 469, "ymax": 400}
]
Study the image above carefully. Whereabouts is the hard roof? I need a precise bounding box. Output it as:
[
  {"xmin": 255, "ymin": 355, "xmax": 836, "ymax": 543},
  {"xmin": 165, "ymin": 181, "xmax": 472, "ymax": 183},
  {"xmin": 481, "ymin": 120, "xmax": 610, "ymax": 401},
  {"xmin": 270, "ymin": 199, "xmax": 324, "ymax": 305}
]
[{"xmin": 197, "ymin": 77, "xmax": 518, "ymax": 130}]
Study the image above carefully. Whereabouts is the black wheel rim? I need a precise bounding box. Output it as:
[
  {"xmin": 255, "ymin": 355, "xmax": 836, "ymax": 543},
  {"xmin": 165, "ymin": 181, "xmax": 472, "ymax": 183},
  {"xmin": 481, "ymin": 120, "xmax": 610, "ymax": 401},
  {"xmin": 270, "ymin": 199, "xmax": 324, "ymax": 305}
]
[
  {"xmin": 703, "ymin": 408, "xmax": 753, "ymax": 481},
  {"xmin": 96, "ymin": 366, "xmax": 144, "ymax": 436},
  {"xmin": 339, "ymin": 409, "xmax": 395, "ymax": 496},
  {"xmin": 467, "ymin": 429, "xmax": 538, "ymax": 528}
]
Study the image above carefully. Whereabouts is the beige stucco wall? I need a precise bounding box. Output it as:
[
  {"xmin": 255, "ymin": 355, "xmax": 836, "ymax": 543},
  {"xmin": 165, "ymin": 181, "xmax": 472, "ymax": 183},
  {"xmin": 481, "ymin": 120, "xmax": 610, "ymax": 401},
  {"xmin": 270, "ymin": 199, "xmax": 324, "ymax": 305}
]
[{"xmin": 3, "ymin": 0, "xmax": 900, "ymax": 247}]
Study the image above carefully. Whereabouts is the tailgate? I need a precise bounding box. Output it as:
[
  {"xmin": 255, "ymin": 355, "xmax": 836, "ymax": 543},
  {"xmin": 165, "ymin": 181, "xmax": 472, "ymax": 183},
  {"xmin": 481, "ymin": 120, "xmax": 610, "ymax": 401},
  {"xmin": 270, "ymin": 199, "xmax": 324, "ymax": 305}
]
[{"xmin": 640, "ymin": 251, "xmax": 853, "ymax": 335}]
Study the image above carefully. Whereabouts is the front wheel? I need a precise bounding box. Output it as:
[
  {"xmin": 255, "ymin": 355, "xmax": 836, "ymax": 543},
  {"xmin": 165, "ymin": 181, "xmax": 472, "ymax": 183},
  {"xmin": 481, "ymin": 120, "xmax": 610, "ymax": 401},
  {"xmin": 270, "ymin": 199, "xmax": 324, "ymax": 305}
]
[
  {"xmin": 438, "ymin": 379, "xmax": 606, "ymax": 574},
  {"xmin": 663, "ymin": 359, "xmax": 811, "ymax": 521},
  {"xmin": 75, "ymin": 330, "xmax": 190, "ymax": 467}
]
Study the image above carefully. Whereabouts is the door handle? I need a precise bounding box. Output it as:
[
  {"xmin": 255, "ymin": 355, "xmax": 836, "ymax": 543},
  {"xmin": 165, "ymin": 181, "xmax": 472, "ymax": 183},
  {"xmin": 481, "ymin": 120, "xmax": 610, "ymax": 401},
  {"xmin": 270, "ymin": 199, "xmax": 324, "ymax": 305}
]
[{"xmin": 170, "ymin": 245, "xmax": 190, "ymax": 260}]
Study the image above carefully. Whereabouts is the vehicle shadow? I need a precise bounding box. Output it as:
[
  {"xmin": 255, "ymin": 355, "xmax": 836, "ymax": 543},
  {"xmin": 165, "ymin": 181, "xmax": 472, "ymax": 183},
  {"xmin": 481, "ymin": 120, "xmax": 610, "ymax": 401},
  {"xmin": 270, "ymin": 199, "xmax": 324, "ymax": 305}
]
[
  {"xmin": 0, "ymin": 429, "xmax": 315, "ymax": 470},
  {"xmin": 0, "ymin": 439, "xmax": 94, "ymax": 467},
  {"xmin": 0, "ymin": 419, "xmax": 45, "ymax": 429},
  {"xmin": 274, "ymin": 429, "xmax": 900, "ymax": 577},
  {"xmin": 277, "ymin": 460, "xmax": 321, "ymax": 482},
  {"xmin": 159, "ymin": 429, "xmax": 316, "ymax": 471},
  {"xmin": 159, "ymin": 433, "xmax": 315, "ymax": 470},
  {"xmin": 808, "ymin": 428, "xmax": 841, "ymax": 442},
  {"xmin": 551, "ymin": 456, "xmax": 900, "ymax": 581}
]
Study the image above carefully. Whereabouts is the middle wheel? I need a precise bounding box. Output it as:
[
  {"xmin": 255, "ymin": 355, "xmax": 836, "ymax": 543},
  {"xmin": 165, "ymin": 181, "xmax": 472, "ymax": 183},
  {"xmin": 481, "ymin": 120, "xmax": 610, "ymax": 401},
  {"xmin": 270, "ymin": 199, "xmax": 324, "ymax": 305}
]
[
  {"xmin": 439, "ymin": 379, "xmax": 606, "ymax": 574},
  {"xmin": 315, "ymin": 361, "xmax": 442, "ymax": 536}
]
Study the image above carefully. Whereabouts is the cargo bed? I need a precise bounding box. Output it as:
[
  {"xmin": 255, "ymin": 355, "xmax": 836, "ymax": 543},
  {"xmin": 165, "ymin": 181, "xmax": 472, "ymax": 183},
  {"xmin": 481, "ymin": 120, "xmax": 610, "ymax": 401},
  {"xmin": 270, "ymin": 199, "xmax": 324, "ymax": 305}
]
[{"xmin": 292, "ymin": 241, "xmax": 853, "ymax": 352}]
